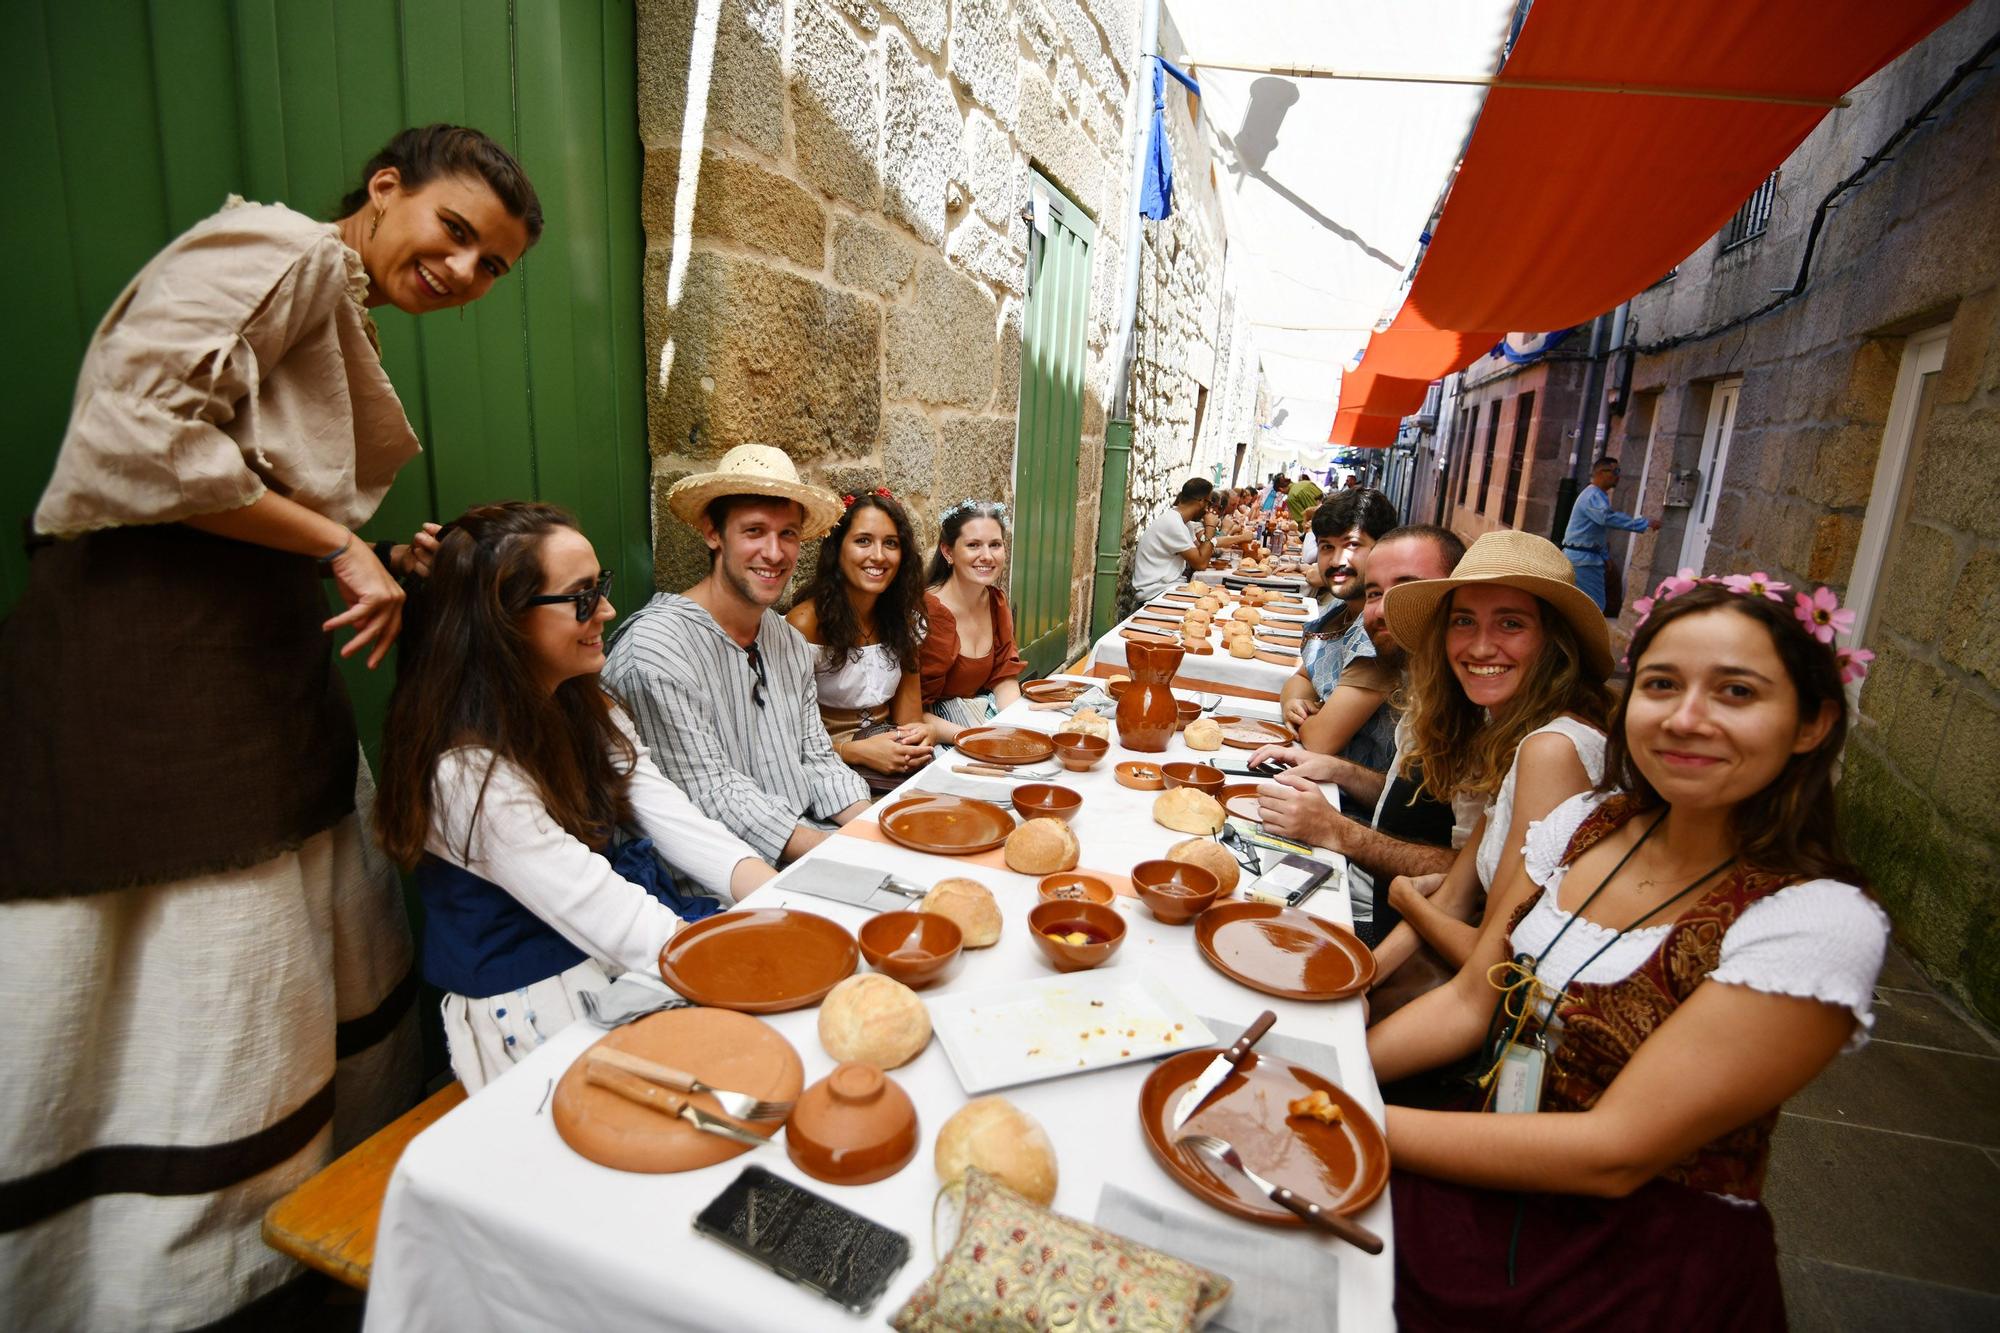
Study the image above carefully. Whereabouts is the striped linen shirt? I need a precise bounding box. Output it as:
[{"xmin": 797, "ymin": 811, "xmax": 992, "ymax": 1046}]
[{"xmin": 603, "ymin": 593, "xmax": 869, "ymax": 862}]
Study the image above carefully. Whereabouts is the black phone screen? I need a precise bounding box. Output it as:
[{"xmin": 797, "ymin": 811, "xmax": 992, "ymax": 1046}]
[{"xmin": 692, "ymin": 1165, "xmax": 912, "ymax": 1314}]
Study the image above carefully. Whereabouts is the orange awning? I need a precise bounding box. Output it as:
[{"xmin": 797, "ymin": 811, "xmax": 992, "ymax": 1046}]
[{"xmin": 1334, "ymin": 0, "xmax": 1972, "ymax": 441}]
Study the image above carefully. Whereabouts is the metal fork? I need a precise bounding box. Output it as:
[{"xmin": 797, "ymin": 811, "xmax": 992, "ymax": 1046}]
[
  {"xmin": 1178, "ymin": 1133, "xmax": 1383, "ymax": 1253},
  {"xmin": 586, "ymin": 1046, "xmax": 793, "ymax": 1122}
]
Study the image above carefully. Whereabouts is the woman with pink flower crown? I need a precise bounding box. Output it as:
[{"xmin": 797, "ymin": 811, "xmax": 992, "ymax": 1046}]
[{"xmin": 1368, "ymin": 571, "xmax": 1886, "ymax": 1329}]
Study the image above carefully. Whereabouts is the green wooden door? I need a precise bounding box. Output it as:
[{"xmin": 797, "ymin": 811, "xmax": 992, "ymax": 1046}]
[
  {"xmin": 2, "ymin": 0, "xmax": 650, "ymax": 768},
  {"xmin": 1012, "ymin": 172, "xmax": 1095, "ymax": 675}
]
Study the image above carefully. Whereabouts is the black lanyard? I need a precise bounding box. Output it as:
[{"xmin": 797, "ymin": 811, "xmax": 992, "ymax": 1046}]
[{"xmin": 1484, "ymin": 812, "xmax": 1737, "ymax": 1056}]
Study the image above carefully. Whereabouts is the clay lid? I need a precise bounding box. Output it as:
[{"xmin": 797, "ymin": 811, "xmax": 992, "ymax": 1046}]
[{"xmin": 785, "ymin": 1062, "xmax": 920, "ymax": 1186}]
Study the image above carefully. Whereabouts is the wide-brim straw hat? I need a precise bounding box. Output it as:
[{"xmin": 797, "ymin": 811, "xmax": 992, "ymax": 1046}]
[
  {"xmin": 665, "ymin": 443, "xmax": 843, "ymax": 541},
  {"xmin": 1381, "ymin": 529, "xmax": 1616, "ymax": 680}
]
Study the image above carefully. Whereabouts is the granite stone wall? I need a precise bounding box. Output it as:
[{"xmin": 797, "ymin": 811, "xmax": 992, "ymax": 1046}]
[{"xmin": 634, "ymin": 0, "xmax": 1263, "ymax": 660}]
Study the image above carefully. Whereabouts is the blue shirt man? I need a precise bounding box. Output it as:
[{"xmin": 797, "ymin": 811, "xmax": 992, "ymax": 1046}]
[{"xmin": 1560, "ymin": 456, "xmax": 1658, "ymax": 610}]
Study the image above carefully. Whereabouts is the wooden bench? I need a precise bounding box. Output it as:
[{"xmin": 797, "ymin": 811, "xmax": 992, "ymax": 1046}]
[{"xmin": 263, "ymin": 1081, "xmax": 467, "ymax": 1289}]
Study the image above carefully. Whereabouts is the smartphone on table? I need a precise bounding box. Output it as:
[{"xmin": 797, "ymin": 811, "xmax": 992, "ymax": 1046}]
[{"xmin": 692, "ymin": 1165, "xmax": 911, "ymax": 1314}]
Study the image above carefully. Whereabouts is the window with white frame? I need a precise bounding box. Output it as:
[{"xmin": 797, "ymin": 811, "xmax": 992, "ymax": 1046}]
[
  {"xmin": 1845, "ymin": 327, "xmax": 1949, "ymax": 661},
  {"xmin": 1720, "ymin": 171, "xmax": 1779, "ymax": 251}
]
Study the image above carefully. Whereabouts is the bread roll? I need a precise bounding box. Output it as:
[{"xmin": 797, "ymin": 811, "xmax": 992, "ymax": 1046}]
[
  {"xmin": 1184, "ymin": 638, "xmax": 1214, "ymax": 655},
  {"xmin": 1108, "ymin": 674, "xmax": 1131, "ymax": 686},
  {"xmin": 1183, "ymin": 717, "xmax": 1223, "ymax": 751},
  {"xmin": 818, "ymin": 973, "xmax": 931, "ymax": 1069},
  {"xmin": 1228, "ymin": 638, "xmax": 1257, "ymax": 658},
  {"xmin": 1168, "ymin": 836, "xmax": 1240, "ymax": 893},
  {"xmin": 1154, "ymin": 788, "xmax": 1225, "ymax": 835},
  {"xmin": 1196, "ymin": 596, "xmax": 1221, "ymax": 614},
  {"xmin": 1234, "ymin": 607, "xmax": 1263, "ymax": 626},
  {"xmin": 936, "ymin": 1097, "xmax": 1058, "ymax": 1205},
  {"xmin": 1005, "ymin": 817, "xmax": 1079, "ymax": 875},
  {"xmin": 920, "ymin": 878, "xmax": 1002, "ymax": 947},
  {"xmin": 1060, "ymin": 707, "xmax": 1111, "ymax": 740}
]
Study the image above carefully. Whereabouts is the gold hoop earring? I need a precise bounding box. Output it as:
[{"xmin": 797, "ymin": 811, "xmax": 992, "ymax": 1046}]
[{"xmin": 369, "ymin": 207, "xmax": 384, "ymax": 241}]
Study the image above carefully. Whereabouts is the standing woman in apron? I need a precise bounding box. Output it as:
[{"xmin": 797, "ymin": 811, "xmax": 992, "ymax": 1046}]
[{"xmin": 0, "ymin": 125, "xmax": 540, "ymax": 1328}]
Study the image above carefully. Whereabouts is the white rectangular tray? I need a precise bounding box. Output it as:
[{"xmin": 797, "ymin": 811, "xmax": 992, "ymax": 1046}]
[{"xmin": 928, "ymin": 967, "xmax": 1216, "ymax": 1095}]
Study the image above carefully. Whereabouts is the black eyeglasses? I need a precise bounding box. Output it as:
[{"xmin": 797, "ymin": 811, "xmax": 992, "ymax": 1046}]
[
  {"xmin": 744, "ymin": 641, "xmax": 768, "ymax": 709},
  {"xmin": 527, "ymin": 570, "xmax": 614, "ymax": 623}
]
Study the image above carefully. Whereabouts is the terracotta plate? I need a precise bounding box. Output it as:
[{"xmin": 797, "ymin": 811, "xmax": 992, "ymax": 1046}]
[
  {"xmin": 1115, "ymin": 760, "xmax": 1167, "ymax": 791},
  {"xmin": 552, "ymin": 1007, "xmax": 804, "ymax": 1173},
  {"xmin": 1120, "ymin": 627, "xmax": 1183, "ymax": 647},
  {"xmin": 955, "ymin": 725, "xmax": 1057, "ymax": 766},
  {"xmin": 1217, "ymin": 782, "xmax": 1262, "ymax": 822},
  {"xmin": 1022, "ymin": 680, "xmax": 1087, "ymax": 704},
  {"xmin": 878, "ymin": 793, "xmax": 1018, "ymax": 854},
  {"xmin": 1134, "ymin": 615, "xmax": 1186, "ymax": 633},
  {"xmin": 657, "ymin": 909, "xmax": 859, "ymax": 1012},
  {"xmin": 1193, "ymin": 901, "xmax": 1376, "ymax": 1001},
  {"xmin": 1139, "ymin": 1047, "xmax": 1389, "ymax": 1225},
  {"xmin": 1220, "ymin": 719, "xmax": 1293, "ymax": 750},
  {"xmin": 1253, "ymin": 649, "xmax": 1299, "ymax": 667}
]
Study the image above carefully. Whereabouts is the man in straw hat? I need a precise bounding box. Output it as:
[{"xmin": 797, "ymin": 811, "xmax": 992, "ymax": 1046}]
[{"xmin": 604, "ymin": 444, "xmax": 870, "ymax": 863}]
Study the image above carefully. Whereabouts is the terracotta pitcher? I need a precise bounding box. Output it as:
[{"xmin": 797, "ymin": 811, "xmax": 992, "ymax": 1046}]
[{"xmin": 1116, "ymin": 641, "xmax": 1184, "ymax": 752}]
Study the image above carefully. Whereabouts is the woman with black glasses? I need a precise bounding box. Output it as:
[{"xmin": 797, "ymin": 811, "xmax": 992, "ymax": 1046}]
[{"xmin": 375, "ymin": 503, "xmax": 773, "ymax": 1091}]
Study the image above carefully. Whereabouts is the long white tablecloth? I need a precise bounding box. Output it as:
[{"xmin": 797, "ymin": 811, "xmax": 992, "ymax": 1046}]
[
  {"xmin": 1087, "ymin": 595, "xmax": 1316, "ymax": 700},
  {"xmin": 365, "ymin": 686, "xmax": 1391, "ymax": 1332}
]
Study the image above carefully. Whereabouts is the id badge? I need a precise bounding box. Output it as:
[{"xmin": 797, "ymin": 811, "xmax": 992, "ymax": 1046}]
[{"xmin": 1492, "ymin": 1038, "xmax": 1547, "ymax": 1115}]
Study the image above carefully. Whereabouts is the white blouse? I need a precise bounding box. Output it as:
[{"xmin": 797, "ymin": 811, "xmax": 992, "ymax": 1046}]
[
  {"xmin": 1474, "ymin": 716, "xmax": 1608, "ymax": 890},
  {"xmin": 425, "ymin": 707, "xmax": 764, "ymax": 978},
  {"xmin": 1510, "ymin": 792, "xmax": 1889, "ymax": 1049},
  {"xmin": 813, "ymin": 641, "xmax": 903, "ymax": 711}
]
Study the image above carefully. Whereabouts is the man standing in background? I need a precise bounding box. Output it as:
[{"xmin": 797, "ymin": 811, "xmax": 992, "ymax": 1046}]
[{"xmin": 1560, "ymin": 454, "xmax": 1659, "ymax": 611}]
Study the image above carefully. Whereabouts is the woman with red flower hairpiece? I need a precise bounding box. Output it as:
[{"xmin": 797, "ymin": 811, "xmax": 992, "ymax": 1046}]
[{"xmin": 1369, "ymin": 579, "xmax": 1886, "ymax": 1329}]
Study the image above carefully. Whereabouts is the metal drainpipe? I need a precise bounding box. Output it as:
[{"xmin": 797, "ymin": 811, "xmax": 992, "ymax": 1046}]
[{"xmin": 1091, "ymin": 0, "xmax": 1161, "ymax": 638}]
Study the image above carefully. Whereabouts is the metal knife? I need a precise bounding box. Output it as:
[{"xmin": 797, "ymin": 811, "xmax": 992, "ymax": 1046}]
[
  {"xmin": 1170, "ymin": 1009, "xmax": 1277, "ymax": 1129},
  {"xmin": 584, "ymin": 1060, "xmax": 771, "ymax": 1148},
  {"xmin": 1179, "ymin": 1134, "xmax": 1384, "ymax": 1254}
]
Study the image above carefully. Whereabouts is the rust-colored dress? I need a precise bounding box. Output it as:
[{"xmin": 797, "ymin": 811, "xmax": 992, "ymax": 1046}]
[{"xmin": 918, "ymin": 588, "xmax": 1027, "ymax": 722}]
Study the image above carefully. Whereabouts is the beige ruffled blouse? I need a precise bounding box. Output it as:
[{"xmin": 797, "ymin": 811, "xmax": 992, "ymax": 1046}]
[{"xmin": 34, "ymin": 197, "xmax": 420, "ymax": 538}]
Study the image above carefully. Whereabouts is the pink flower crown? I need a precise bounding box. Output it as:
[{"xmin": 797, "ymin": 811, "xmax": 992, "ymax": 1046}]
[{"xmin": 1629, "ymin": 569, "xmax": 1874, "ymax": 684}]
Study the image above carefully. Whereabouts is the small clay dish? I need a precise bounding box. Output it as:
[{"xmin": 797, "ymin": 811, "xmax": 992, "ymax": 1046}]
[
  {"xmin": 1174, "ymin": 700, "xmax": 1202, "ymax": 731},
  {"xmin": 1218, "ymin": 782, "xmax": 1263, "ymax": 823},
  {"xmin": 1106, "ymin": 679, "xmax": 1134, "ymax": 703},
  {"xmin": 1037, "ymin": 872, "xmax": 1117, "ymax": 907},
  {"xmin": 857, "ymin": 910, "xmax": 963, "ymax": 989},
  {"xmin": 1115, "ymin": 760, "xmax": 1167, "ymax": 791},
  {"xmin": 1052, "ymin": 733, "xmax": 1110, "ymax": 772},
  {"xmin": 1161, "ymin": 762, "xmax": 1226, "ymax": 799},
  {"xmin": 785, "ymin": 1062, "xmax": 920, "ymax": 1186},
  {"xmin": 1131, "ymin": 859, "xmax": 1222, "ymax": 925},
  {"xmin": 1027, "ymin": 899, "xmax": 1127, "ymax": 972},
  {"xmin": 1012, "ymin": 783, "xmax": 1083, "ymax": 824}
]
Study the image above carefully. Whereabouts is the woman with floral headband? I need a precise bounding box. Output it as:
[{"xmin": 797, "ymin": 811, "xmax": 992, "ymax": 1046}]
[
  {"xmin": 920, "ymin": 499, "xmax": 1027, "ymax": 741},
  {"xmin": 788, "ymin": 488, "xmax": 933, "ymax": 792},
  {"xmin": 1369, "ymin": 573, "xmax": 1885, "ymax": 1328}
]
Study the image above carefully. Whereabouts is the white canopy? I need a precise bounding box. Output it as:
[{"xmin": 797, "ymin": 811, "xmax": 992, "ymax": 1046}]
[{"xmin": 1164, "ymin": 0, "xmax": 1515, "ymax": 437}]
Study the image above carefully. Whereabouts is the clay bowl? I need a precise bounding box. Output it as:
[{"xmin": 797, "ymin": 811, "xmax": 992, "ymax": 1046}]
[
  {"xmin": 1012, "ymin": 782, "xmax": 1083, "ymax": 824},
  {"xmin": 1115, "ymin": 760, "xmax": 1167, "ymax": 791},
  {"xmin": 1161, "ymin": 762, "xmax": 1226, "ymax": 799},
  {"xmin": 1027, "ymin": 899, "xmax": 1127, "ymax": 972},
  {"xmin": 1037, "ymin": 872, "xmax": 1117, "ymax": 908},
  {"xmin": 1052, "ymin": 733, "xmax": 1110, "ymax": 772},
  {"xmin": 857, "ymin": 910, "xmax": 963, "ymax": 990},
  {"xmin": 1174, "ymin": 700, "xmax": 1202, "ymax": 731},
  {"xmin": 785, "ymin": 1062, "xmax": 920, "ymax": 1186},
  {"xmin": 1131, "ymin": 859, "xmax": 1223, "ymax": 925},
  {"xmin": 1106, "ymin": 679, "xmax": 1133, "ymax": 703}
]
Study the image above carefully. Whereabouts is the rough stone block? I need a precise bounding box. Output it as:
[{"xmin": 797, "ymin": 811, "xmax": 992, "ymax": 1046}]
[
  {"xmin": 792, "ymin": 0, "xmax": 883, "ymax": 208},
  {"xmin": 993, "ymin": 297, "xmax": 1023, "ymax": 413},
  {"xmin": 826, "ymin": 0, "xmax": 878, "ymax": 34},
  {"xmin": 1940, "ymin": 547, "xmax": 2000, "ymax": 689},
  {"xmin": 1020, "ymin": 0, "xmax": 1060, "ymax": 69},
  {"xmin": 1838, "ymin": 337, "xmax": 1899, "ymax": 422},
  {"xmin": 1045, "ymin": 0, "xmax": 1121, "ymax": 96},
  {"xmin": 1877, "ymin": 521, "xmax": 1958, "ymax": 642},
  {"xmin": 877, "ymin": 0, "xmax": 944, "ymax": 55},
  {"xmin": 636, "ymin": 0, "xmax": 784, "ymax": 155},
  {"xmin": 945, "ymin": 218, "xmax": 1025, "ymax": 296},
  {"xmin": 882, "ymin": 405, "xmax": 942, "ymax": 500},
  {"xmin": 832, "ymin": 216, "xmax": 916, "ymax": 295},
  {"xmin": 1883, "ymin": 653, "xmax": 1954, "ymax": 787},
  {"xmin": 882, "ymin": 29, "xmax": 967, "ymax": 246},
  {"xmin": 1806, "ymin": 511, "xmax": 1863, "ymax": 585},
  {"xmin": 656, "ymin": 251, "xmax": 882, "ymax": 463},
  {"xmin": 1089, "ymin": 0, "xmax": 1135, "ymax": 82},
  {"xmin": 650, "ymin": 464, "xmax": 712, "ymax": 593},
  {"xmin": 1856, "ymin": 638, "xmax": 1909, "ymax": 729},
  {"xmin": 1934, "ymin": 689, "xmax": 2000, "ymax": 843},
  {"xmin": 1907, "ymin": 406, "xmax": 2000, "ymax": 542},
  {"xmin": 886, "ymin": 257, "xmax": 999, "ymax": 407},
  {"xmin": 933, "ymin": 414, "xmax": 1018, "ymax": 505},
  {"xmin": 1804, "ymin": 420, "xmax": 1884, "ymax": 510},
  {"xmin": 647, "ymin": 148, "xmax": 827, "ymax": 267},
  {"xmin": 1016, "ymin": 64, "xmax": 1103, "ymax": 210},
  {"xmin": 1937, "ymin": 286, "xmax": 1995, "ymax": 405},
  {"xmin": 946, "ymin": 0, "xmax": 1020, "ymax": 129},
  {"xmin": 962, "ymin": 109, "xmax": 1020, "ymax": 230}
]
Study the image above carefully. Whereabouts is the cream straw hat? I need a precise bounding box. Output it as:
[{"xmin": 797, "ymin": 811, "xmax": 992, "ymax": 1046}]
[
  {"xmin": 1380, "ymin": 529, "xmax": 1616, "ymax": 680},
  {"xmin": 665, "ymin": 444, "xmax": 843, "ymax": 541}
]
